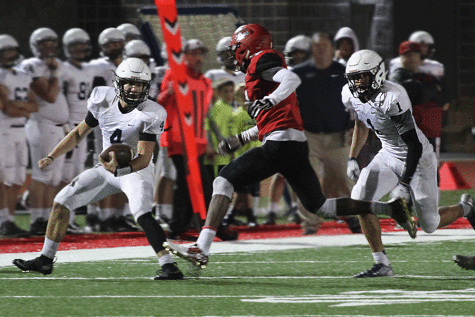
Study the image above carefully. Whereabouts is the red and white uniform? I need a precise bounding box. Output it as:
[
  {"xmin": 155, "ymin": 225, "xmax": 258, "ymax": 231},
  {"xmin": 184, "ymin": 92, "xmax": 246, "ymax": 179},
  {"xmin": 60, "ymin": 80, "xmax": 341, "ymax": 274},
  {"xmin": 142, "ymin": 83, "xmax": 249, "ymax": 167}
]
[{"xmin": 158, "ymin": 66, "xmax": 213, "ymax": 156}]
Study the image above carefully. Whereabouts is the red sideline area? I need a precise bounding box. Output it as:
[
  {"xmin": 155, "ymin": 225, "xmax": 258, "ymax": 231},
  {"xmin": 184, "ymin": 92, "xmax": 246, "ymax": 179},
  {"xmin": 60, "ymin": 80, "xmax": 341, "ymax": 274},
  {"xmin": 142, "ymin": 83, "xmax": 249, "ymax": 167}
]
[{"xmin": 1, "ymin": 218, "xmax": 471, "ymax": 254}]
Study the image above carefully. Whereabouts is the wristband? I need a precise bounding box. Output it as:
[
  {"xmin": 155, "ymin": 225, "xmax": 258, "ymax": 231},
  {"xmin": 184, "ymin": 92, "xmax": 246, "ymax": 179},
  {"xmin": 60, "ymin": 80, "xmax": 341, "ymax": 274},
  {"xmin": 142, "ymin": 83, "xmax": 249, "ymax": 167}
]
[
  {"xmin": 47, "ymin": 156, "xmax": 55, "ymax": 161},
  {"xmin": 114, "ymin": 165, "xmax": 132, "ymax": 177}
]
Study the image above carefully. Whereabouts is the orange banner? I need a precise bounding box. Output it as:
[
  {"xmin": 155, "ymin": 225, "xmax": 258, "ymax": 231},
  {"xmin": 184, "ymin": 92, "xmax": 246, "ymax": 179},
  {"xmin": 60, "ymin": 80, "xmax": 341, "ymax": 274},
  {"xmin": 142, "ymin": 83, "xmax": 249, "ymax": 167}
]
[{"xmin": 154, "ymin": 0, "xmax": 207, "ymax": 220}]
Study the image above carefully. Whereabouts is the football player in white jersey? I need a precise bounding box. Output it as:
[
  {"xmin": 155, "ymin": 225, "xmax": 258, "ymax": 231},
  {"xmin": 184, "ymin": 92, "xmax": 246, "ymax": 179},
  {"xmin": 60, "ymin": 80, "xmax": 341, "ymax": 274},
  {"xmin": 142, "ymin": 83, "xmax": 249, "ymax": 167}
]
[
  {"xmin": 0, "ymin": 34, "xmax": 38, "ymax": 237},
  {"xmin": 61, "ymin": 28, "xmax": 99, "ymax": 234},
  {"xmin": 13, "ymin": 58, "xmax": 184, "ymax": 280},
  {"xmin": 117, "ymin": 23, "xmax": 142, "ymax": 43},
  {"xmin": 343, "ymin": 50, "xmax": 475, "ymax": 278},
  {"xmin": 283, "ymin": 34, "xmax": 312, "ymax": 69},
  {"xmin": 204, "ymin": 36, "xmax": 245, "ymax": 88},
  {"xmin": 20, "ymin": 28, "xmax": 70, "ymax": 236},
  {"xmin": 389, "ymin": 30, "xmax": 444, "ymax": 79}
]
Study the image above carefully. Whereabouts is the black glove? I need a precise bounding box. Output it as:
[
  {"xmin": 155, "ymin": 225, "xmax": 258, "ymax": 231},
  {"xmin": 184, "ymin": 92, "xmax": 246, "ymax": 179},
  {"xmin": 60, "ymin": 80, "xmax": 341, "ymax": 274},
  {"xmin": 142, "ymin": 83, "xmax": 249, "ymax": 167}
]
[{"xmin": 245, "ymin": 99, "xmax": 274, "ymax": 119}]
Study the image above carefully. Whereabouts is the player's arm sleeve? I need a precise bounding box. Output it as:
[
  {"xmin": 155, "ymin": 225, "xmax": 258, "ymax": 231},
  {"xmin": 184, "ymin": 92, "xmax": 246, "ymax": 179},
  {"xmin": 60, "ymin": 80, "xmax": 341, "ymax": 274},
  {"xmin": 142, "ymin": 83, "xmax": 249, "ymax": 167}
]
[
  {"xmin": 142, "ymin": 107, "xmax": 167, "ymax": 138},
  {"xmin": 390, "ymin": 111, "xmax": 422, "ymax": 184},
  {"xmin": 84, "ymin": 111, "xmax": 99, "ymax": 127},
  {"xmin": 239, "ymin": 125, "xmax": 259, "ymax": 143}
]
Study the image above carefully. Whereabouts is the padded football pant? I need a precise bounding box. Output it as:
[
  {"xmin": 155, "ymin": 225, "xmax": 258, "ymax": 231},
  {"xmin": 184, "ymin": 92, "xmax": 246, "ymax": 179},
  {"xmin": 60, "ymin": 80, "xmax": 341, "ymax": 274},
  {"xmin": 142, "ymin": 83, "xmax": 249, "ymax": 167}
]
[{"xmin": 219, "ymin": 140, "xmax": 326, "ymax": 213}]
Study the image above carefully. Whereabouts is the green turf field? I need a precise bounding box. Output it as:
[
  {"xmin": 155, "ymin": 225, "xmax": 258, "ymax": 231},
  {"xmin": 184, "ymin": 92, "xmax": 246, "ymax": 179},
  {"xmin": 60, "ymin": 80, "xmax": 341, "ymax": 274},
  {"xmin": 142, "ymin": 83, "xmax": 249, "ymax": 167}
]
[{"xmin": 1, "ymin": 189, "xmax": 475, "ymax": 316}]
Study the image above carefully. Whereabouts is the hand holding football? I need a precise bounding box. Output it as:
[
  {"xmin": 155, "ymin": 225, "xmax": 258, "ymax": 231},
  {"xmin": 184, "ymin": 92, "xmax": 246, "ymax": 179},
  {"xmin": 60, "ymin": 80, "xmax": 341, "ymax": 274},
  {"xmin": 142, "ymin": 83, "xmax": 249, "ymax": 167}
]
[{"xmin": 100, "ymin": 144, "xmax": 134, "ymax": 168}]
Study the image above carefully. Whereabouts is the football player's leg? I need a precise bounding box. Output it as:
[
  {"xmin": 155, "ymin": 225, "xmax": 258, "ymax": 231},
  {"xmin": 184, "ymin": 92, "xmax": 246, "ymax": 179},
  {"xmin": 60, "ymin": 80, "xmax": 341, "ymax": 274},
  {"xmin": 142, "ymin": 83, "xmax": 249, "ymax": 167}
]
[{"xmin": 121, "ymin": 165, "xmax": 183, "ymax": 279}]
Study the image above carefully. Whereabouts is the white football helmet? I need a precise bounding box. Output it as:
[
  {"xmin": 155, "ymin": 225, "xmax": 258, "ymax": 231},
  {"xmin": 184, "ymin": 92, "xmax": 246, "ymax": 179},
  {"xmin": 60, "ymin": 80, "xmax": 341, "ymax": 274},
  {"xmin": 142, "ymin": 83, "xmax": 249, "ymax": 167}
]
[
  {"xmin": 345, "ymin": 49, "xmax": 386, "ymax": 100},
  {"xmin": 215, "ymin": 36, "xmax": 233, "ymax": 66},
  {"xmin": 98, "ymin": 27, "xmax": 125, "ymax": 59},
  {"xmin": 0, "ymin": 34, "xmax": 20, "ymax": 68},
  {"xmin": 29, "ymin": 27, "xmax": 59, "ymax": 58},
  {"xmin": 117, "ymin": 23, "xmax": 141, "ymax": 41},
  {"xmin": 115, "ymin": 57, "xmax": 151, "ymax": 107},
  {"xmin": 284, "ymin": 35, "xmax": 311, "ymax": 66},
  {"xmin": 408, "ymin": 30, "xmax": 435, "ymax": 58},
  {"xmin": 125, "ymin": 40, "xmax": 151, "ymax": 60},
  {"xmin": 62, "ymin": 28, "xmax": 91, "ymax": 61}
]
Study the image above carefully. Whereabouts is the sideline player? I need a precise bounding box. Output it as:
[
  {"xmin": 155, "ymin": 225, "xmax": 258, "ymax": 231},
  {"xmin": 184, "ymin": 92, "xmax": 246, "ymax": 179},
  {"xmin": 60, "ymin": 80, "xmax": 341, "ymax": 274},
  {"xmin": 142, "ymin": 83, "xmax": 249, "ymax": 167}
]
[
  {"xmin": 343, "ymin": 49, "xmax": 475, "ymax": 277},
  {"xmin": 164, "ymin": 24, "xmax": 415, "ymax": 269},
  {"xmin": 0, "ymin": 34, "xmax": 38, "ymax": 237},
  {"xmin": 13, "ymin": 58, "xmax": 183, "ymax": 280}
]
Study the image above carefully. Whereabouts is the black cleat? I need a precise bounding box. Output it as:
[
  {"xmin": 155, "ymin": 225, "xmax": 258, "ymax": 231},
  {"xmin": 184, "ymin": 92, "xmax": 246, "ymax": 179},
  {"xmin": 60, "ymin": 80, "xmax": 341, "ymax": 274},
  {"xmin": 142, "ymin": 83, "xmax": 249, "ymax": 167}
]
[
  {"xmin": 460, "ymin": 194, "xmax": 475, "ymax": 230},
  {"xmin": 29, "ymin": 219, "xmax": 47, "ymax": 236},
  {"xmin": 154, "ymin": 262, "xmax": 184, "ymax": 280},
  {"xmin": 354, "ymin": 263, "xmax": 394, "ymax": 278},
  {"xmin": 263, "ymin": 211, "xmax": 277, "ymax": 225},
  {"xmin": 388, "ymin": 197, "xmax": 417, "ymax": 239},
  {"xmin": 453, "ymin": 255, "xmax": 475, "ymax": 271},
  {"xmin": 0, "ymin": 221, "xmax": 30, "ymax": 238},
  {"xmin": 344, "ymin": 216, "xmax": 362, "ymax": 234},
  {"xmin": 13, "ymin": 256, "xmax": 54, "ymax": 275},
  {"xmin": 216, "ymin": 224, "xmax": 238, "ymax": 241}
]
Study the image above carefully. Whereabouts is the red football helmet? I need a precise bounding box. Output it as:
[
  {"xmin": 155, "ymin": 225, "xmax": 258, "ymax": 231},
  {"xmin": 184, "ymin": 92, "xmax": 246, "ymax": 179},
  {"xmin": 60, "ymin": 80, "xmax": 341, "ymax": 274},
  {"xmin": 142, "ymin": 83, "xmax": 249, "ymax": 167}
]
[{"xmin": 230, "ymin": 24, "xmax": 272, "ymax": 72}]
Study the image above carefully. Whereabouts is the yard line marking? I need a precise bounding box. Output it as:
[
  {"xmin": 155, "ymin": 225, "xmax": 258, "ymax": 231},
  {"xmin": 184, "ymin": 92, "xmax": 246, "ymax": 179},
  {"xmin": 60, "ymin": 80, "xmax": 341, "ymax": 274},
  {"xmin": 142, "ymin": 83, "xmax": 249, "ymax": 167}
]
[{"xmin": 1, "ymin": 275, "xmax": 474, "ymax": 280}]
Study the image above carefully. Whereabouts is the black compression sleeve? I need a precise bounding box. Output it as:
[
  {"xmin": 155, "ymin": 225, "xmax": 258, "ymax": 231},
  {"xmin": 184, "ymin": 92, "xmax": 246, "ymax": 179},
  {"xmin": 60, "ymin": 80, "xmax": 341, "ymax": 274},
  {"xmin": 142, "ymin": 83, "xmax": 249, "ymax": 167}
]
[
  {"xmin": 85, "ymin": 111, "xmax": 99, "ymax": 127},
  {"xmin": 399, "ymin": 128, "xmax": 423, "ymax": 184},
  {"xmin": 136, "ymin": 212, "xmax": 167, "ymax": 253},
  {"xmin": 139, "ymin": 132, "xmax": 157, "ymax": 142}
]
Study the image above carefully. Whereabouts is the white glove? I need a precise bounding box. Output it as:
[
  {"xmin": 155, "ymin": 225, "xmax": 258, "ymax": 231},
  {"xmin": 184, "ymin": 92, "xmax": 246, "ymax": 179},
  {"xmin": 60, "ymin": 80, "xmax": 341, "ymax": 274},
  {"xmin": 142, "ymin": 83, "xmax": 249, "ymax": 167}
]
[
  {"xmin": 347, "ymin": 158, "xmax": 360, "ymax": 182},
  {"xmin": 245, "ymin": 99, "xmax": 274, "ymax": 119},
  {"xmin": 390, "ymin": 182, "xmax": 412, "ymax": 204},
  {"xmin": 218, "ymin": 135, "xmax": 243, "ymax": 156}
]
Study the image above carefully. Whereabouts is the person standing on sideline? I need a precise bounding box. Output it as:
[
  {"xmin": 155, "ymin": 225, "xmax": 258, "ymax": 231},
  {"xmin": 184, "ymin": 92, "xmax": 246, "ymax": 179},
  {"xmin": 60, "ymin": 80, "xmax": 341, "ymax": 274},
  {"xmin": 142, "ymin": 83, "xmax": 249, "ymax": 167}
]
[{"xmin": 164, "ymin": 24, "xmax": 415, "ymax": 269}]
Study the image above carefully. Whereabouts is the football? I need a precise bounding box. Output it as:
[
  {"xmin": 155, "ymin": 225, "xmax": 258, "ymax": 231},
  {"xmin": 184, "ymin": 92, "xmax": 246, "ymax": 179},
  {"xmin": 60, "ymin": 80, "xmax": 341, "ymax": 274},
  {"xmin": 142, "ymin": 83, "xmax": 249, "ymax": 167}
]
[{"xmin": 100, "ymin": 144, "xmax": 134, "ymax": 168}]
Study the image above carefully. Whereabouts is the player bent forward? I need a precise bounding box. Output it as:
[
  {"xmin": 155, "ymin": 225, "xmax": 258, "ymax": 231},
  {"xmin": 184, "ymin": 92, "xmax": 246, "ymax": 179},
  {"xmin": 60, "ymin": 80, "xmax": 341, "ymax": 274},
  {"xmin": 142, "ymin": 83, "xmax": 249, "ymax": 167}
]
[
  {"xmin": 13, "ymin": 58, "xmax": 183, "ymax": 280},
  {"xmin": 164, "ymin": 24, "xmax": 416, "ymax": 269},
  {"xmin": 343, "ymin": 50, "xmax": 475, "ymax": 278}
]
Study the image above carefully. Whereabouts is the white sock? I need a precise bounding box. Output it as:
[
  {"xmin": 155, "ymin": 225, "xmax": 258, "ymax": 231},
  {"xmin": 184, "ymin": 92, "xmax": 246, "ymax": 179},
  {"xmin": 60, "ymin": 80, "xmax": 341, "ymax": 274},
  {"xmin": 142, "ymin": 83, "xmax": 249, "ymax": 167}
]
[
  {"xmin": 291, "ymin": 201, "xmax": 299, "ymax": 209},
  {"xmin": 197, "ymin": 228, "xmax": 216, "ymax": 255},
  {"xmin": 113, "ymin": 208, "xmax": 123, "ymax": 218},
  {"xmin": 372, "ymin": 251, "xmax": 390, "ymax": 266},
  {"xmin": 460, "ymin": 202, "xmax": 472, "ymax": 217},
  {"xmin": 252, "ymin": 196, "xmax": 260, "ymax": 212},
  {"xmin": 87, "ymin": 204, "xmax": 98, "ymax": 215},
  {"xmin": 0, "ymin": 208, "xmax": 10, "ymax": 225},
  {"xmin": 99, "ymin": 208, "xmax": 114, "ymax": 221},
  {"xmin": 42, "ymin": 208, "xmax": 51, "ymax": 220},
  {"xmin": 41, "ymin": 237, "xmax": 59, "ymax": 259},
  {"xmin": 29, "ymin": 208, "xmax": 43, "ymax": 224},
  {"xmin": 158, "ymin": 204, "xmax": 173, "ymax": 220},
  {"xmin": 268, "ymin": 202, "xmax": 279, "ymax": 213},
  {"xmin": 69, "ymin": 210, "xmax": 76, "ymax": 225},
  {"xmin": 158, "ymin": 253, "xmax": 173, "ymax": 266}
]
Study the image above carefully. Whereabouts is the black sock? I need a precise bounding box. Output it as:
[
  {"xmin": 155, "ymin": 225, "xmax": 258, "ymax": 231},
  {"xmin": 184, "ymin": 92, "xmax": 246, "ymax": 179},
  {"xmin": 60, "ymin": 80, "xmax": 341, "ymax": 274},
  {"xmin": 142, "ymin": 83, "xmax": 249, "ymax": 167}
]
[{"xmin": 136, "ymin": 212, "xmax": 167, "ymax": 254}]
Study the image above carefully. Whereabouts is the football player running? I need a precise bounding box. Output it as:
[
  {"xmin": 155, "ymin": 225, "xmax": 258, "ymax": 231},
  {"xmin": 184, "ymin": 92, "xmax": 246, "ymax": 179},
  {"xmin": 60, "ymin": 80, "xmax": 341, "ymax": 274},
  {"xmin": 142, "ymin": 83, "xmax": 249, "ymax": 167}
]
[
  {"xmin": 164, "ymin": 24, "xmax": 416, "ymax": 269},
  {"xmin": 13, "ymin": 58, "xmax": 184, "ymax": 280},
  {"xmin": 343, "ymin": 49, "xmax": 475, "ymax": 278}
]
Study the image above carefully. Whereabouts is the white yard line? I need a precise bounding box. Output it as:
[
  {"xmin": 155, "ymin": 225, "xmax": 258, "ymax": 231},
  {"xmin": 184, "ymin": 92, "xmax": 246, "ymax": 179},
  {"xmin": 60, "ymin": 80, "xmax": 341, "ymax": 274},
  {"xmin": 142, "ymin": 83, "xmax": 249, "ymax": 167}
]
[{"xmin": 1, "ymin": 229, "xmax": 474, "ymax": 268}]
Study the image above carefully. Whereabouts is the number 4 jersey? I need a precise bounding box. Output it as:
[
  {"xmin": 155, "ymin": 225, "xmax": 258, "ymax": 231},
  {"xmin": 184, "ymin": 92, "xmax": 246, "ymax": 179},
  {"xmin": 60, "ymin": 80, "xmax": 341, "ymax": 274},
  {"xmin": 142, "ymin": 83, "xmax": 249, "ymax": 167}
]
[{"xmin": 87, "ymin": 86, "xmax": 167, "ymax": 155}]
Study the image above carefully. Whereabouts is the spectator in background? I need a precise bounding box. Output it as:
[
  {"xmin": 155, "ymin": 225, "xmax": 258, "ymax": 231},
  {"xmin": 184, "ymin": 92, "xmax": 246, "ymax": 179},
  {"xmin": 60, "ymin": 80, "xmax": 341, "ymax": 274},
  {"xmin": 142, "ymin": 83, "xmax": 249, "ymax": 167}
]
[
  {"xmin": 264, "ymin": 34, "xmax": 312, "ymax": 226},
  {"xmin": 292, "ymin": 32, "xmax": 360, "ymax": 235},
  {"xmin": 20, "ymin": 28, "xmax": 70, "ymax": 236},
  {"xmin": 158, "ymin": 39, "xmax": 237, "ymax": 241},
  {"xmin": 0, "ymin": 34, "xmax": 38, "ymax": 237},
  {"xmin": 333, "ymin": 27, "xmax": 360, "ymax": 66}
]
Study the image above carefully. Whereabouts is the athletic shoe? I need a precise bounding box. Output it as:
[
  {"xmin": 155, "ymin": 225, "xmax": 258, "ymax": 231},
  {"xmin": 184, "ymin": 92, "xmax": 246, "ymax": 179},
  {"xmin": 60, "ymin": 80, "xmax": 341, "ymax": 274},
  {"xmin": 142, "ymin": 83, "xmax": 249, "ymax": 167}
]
[
  {"xmin": 453, "ymin": 255, "xmax": 475, "ymax": 271},
  {"xmin": 245, "ymin": 209, "xmax": 259, "ymax": 228},
  {"xmin": 388, "ymin": 197, "xmax": 417, "ymax": 239},
  {"xmin": 29, "ymin": 219, "xmax": 47, "ymax": 236},
  {"xmin": 302, "ymin": 229, "xmax": 317, "ymax": 235},
  {"xmin": 163, "ymin": 242, "xmax": 209, "ymax": 269},
  {"xmin": 12, "ymin": 256, "xmax": 54, "ymax": 275},
  {"xmin": 354, "ymin": 263, "xmax": 394, "ymax": 278},
  {"xmin": 460, "ymin": 194, "xmax": 475, "ymax": 230},
  {"xmin": 66, "ymin": 222, "xmax": 85, "ymax": 235},
  {"xmin": 0, "ymin": 221, "xmax": 30, "ymax": 238},
  {"xmin": 114, "ymin": 215, "xmax": 141, "ymax": 232},
  {"xmin": 84, "ymin": 214, "xmax": 100, "ymax": 233},
  {"xmin": 263, "ymin": 211, "xmax": 277, "ymax": 225},
  {"xmin": 154, "ymin": 262, "xmax": 184, "ymax": 280},
  {"xmin": 216, "ymin": 224, "xmax": 238, "ymax": 241}
]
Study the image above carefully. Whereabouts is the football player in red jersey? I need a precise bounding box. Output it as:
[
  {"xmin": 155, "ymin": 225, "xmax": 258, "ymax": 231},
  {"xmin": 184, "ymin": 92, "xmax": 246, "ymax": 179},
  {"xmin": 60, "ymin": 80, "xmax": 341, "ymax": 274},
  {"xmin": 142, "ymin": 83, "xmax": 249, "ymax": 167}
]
[{"xmin": 164, "ymin": 24, "xmax": 416, "ymax": 269}]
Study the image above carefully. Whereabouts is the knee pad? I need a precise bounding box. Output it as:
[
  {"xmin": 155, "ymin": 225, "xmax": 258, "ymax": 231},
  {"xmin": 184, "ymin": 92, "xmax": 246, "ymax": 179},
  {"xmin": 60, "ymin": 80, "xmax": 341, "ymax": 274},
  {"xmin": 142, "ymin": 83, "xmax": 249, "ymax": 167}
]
[{"xmin": 212, "ymin": 176, "xmax": 234, "ymax": 200}]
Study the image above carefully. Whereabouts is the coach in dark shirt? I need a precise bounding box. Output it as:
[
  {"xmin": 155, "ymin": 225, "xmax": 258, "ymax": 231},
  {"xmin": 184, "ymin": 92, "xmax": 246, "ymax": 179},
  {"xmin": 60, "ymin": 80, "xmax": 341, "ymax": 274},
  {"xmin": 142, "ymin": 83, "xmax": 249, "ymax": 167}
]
[{"xmin": 292, "ymin": 32, "xmax": 360, "ymax": 234}]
